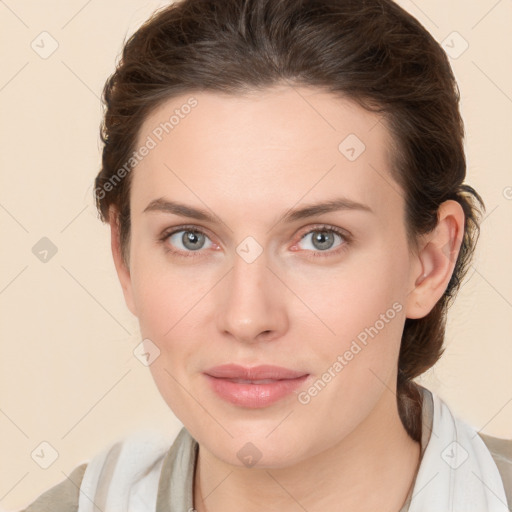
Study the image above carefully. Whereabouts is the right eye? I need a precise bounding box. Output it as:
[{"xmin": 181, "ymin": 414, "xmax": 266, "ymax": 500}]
[{"xmin": 159, "ymin": 226, "xmax": 217, "ymax": 257}]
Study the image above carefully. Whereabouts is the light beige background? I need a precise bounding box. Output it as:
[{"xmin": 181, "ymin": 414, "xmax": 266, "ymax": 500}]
[{"xmin": 1, "ymin": 0, "xmax": 511, "ymax": 509}]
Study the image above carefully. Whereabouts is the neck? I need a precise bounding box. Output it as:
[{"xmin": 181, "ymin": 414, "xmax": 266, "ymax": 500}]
[{"xmin": 193, "ymin": 390, "xmax": 421, "ymax": 512}]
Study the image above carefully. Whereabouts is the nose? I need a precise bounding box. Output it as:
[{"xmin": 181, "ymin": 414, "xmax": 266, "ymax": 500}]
[{"xmin": 216, "ymin": 251, "xmax": 288, "ymax": 344}]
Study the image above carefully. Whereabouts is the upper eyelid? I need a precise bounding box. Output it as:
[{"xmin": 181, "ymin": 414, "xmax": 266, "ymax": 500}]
[
  {"xmin": 298, "ymin": 224, "xmax": 350, "ymax": 238},
  {"xmin": 162, "ymin": 224, "xmax": 216, "ymax": 242}
]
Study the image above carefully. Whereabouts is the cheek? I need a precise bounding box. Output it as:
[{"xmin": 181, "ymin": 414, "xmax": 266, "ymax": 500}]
[
  {"xmin": 292, "ymin": 261, "xmax": 407, "ymax": 435},
  {"xmin": 292, "ymin": 244, "xmax": 409, "ymax": 341},
  {"xmin": 129, "ymin": 247, "xmax": 206, "ymax": 337},
  {"xmin": 129, "ymin": 257, "xmax": 217, "ymax": 386},
  {"xmin": 131, "ymin": 274, "xmax": 174, "ymax": 339},
  {"xmin": 130, "ymin": 265, "xmax": 206, "ymax": 421},
  {"xmin": 290, "ymin": 246, "xmax": 409, "ymax": 411}
]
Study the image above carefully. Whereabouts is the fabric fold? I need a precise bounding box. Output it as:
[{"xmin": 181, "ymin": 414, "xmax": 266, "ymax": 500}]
[{"xmin": 407, "ymin": 389, "xmax": 509, "ymax": 512}]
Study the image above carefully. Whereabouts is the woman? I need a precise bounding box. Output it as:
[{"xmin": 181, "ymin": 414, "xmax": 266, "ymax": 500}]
[{"xmin": 22, "ymin": 0, "xmax": 512, "ymax": 510}]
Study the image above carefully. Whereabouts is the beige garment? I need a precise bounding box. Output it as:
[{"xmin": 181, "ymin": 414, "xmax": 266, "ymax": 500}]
[{"xmin": 21, "ymin": 386, "xmax": 512, "ymax": 512}]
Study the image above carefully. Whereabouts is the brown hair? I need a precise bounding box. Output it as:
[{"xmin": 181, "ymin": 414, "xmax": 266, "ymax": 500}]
[{"xmin": 94, "ymin": 0, "xmax": 484, "ymax": 442}]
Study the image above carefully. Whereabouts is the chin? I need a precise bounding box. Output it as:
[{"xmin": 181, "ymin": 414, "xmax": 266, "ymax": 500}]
[{"xmin": 196, "ymin": 427, "xmax": 313, "ymax": 470}]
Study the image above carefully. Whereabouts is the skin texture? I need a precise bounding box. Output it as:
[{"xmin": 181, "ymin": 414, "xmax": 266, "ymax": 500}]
[{"xmin": 109, "ymin": 85, "xmax": 464, "ymax": 511}]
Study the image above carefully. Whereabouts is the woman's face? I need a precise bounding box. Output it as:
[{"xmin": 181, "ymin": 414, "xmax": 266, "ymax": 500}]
[{"xmin": 115, "ymin": 85, "xmax": 422, "ymax": 467}]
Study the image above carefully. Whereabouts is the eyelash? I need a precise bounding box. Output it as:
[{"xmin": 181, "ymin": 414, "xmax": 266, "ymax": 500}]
[{"xmin": 157, "ymin": 224, "xmax": 352, "ymax": 259}]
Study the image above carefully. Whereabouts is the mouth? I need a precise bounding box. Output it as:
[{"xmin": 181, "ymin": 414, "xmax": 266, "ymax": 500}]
[
  {"xmin": 203, "ymin": 364, "xmax": 310, "ymax": 408},
  {"xmin": 222, "ymin": 378, "xmax": 282, "ymax": 384},
  {"xmin": 204, "ymin": 363, "xmax": 308, "ymax": 380}
]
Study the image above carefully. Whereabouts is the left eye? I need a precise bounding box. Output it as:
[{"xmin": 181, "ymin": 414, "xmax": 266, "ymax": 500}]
[{"xmin": 297, "ymin": 228, "xmax": 345, "ymax": 252}]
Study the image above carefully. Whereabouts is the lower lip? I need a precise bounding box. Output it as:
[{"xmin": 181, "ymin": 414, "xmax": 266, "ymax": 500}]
[{"xmin": 204, "ymin": 374, "xmax": 309, "ymax": 408}]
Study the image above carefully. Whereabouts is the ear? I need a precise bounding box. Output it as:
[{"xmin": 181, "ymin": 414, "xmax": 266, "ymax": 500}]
[
  {"xmin": 109, "ymin": 206, "xmax": 138, "ymax": 317},
  {"xmin": 405, "ymin": 200, "xmax": 465, "ymax": 319}
]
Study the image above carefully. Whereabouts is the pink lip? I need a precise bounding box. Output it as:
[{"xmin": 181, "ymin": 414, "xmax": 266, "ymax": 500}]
[{"xmin": 204, "ymin": 364, "xmax": 309, "ymax": 408}]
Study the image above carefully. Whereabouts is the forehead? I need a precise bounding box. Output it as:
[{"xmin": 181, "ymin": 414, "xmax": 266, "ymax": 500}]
[{"xmin": 131, "ymin": 85, "xmax": 402, "ymax": 222}]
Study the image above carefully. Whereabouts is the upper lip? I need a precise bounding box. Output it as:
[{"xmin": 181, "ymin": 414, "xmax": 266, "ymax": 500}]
[{"xmin": 205, "ymin": 364, "xmax": 308, "ymax": 380}]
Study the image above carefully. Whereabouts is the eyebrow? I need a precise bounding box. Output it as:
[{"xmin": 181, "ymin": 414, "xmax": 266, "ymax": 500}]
[{"xmin": 143, "ymin": 196, "xmax": 373, "ymax": 225}]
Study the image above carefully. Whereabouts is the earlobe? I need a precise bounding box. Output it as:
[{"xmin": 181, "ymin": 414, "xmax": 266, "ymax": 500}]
[
  {"xmin": 405, "ymin": 200, "xmax": 465, "ymax": 319},
  {"xmin": 109, "ymin": 207, "xmax": 138, "ymax": 317}
]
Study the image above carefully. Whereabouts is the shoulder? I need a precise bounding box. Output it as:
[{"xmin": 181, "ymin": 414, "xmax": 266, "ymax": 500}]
[
  {"xmin": 21, "ymin": 462, "xmax": 88, "ymax": 512},
  {"xmin": 478, "ymin": 432, "xmax": 512, "ymax": 508},
  {"xmin": 478, "ymin": 432, "xmax": 512, "ymax": 459},
  {"xmin": 20, "ymin": 428, "xmax": 179, "ymax": 512}
]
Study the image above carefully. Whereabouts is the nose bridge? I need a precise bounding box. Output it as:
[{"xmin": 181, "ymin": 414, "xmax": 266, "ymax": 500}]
[
  {"xmin": 216, "ymin": 248, "xmax": 286, "ymax": 342},
  {"xmin": 231, "ymin": 256, "xmax": 263, "ymax": 301}
]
